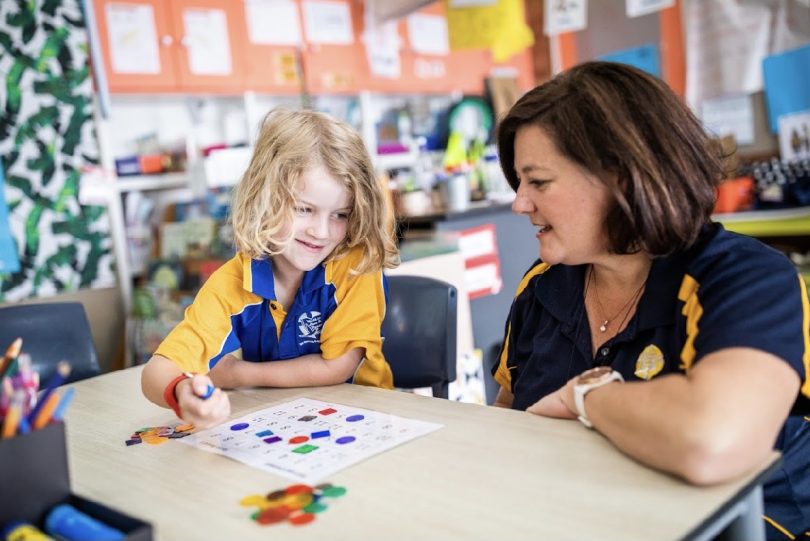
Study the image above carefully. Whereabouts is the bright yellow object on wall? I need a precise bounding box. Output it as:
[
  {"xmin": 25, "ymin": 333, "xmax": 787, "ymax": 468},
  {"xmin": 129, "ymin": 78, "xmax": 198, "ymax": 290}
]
[{"xmin": 445, "ymin": 0, "xmax": 534, "ymax": 62}]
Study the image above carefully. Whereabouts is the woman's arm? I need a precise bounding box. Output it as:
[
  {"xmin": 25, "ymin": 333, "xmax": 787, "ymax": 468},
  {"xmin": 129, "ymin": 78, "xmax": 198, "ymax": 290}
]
[
  {"xmin": 141, "ymin": 354, "xmax": 230, "ymax": 429},
  {"xmin": 533, "ymin": 347, "xmax": 799, "ymax": 485},
  {"xmin": 208, "ymin": 347, "xmax": 364, "ymax": 389}
]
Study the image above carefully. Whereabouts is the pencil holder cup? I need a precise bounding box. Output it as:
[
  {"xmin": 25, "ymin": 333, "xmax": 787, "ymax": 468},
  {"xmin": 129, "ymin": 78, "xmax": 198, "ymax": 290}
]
[{"xmin": 0, "ymin": 422, "xmax": 152, "ymax": 540}]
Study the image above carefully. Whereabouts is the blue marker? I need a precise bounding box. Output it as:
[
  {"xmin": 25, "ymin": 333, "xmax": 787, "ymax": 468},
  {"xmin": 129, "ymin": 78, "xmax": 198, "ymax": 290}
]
[
  {"xmin": 45, "ymin": 504, "xmax": 125, "ymax": 540},
  {"xmin": 184, "ymin": 372, "xmax": 215, "ymax": 399}
]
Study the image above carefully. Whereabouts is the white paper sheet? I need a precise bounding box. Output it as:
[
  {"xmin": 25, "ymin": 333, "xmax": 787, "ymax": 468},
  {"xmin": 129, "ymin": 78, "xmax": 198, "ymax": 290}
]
[
  {"xmin": 183, "ymin": 8, "xmax": 232, "ymax": 76},
  {"xmin": 407, "ymin": 13, "xmax": 449, "ymax": 55},
  {"xmin": 303, "ymin": 0, "xmax": 354, "ymax": 45},
  {"xmin": 544, "ymin": 0, "xmax": 587, "ymax": 36},
  {"xmin": 625, "ymin": 0, "xmax": 674, "ymax": 18},
  {"xmin": 180, "ymin": 398, "xmax": 443, "ymax": 483},
  {"xmin": 245, "ymin": 0, "xmax": 301, "ymax": 45},
  {"xmin": 701, "ymin": 94, "xmax": 755, "ymax": 145},
  {"xmin": 105, "ymin": 3, "xmax": 160, "ymax": 74}
]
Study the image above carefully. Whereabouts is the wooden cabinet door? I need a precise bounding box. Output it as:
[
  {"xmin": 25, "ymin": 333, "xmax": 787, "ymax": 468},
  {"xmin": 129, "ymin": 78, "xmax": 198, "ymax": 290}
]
[
  {"xmin": 168, "ymin": 0, "xmax": 246, "ymax": 92},
  {"xmin": 234, "ymin": 0, "xmax": 301, "ymax": 94},
  {"xmin": 94, "ymin": 0, "xmax": 179, "ymax": 92}
]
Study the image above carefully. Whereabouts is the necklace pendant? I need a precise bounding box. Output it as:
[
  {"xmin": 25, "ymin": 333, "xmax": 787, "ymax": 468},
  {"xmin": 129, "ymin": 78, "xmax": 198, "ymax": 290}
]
[{"xmin": 599, "ymin": 321, "xmax": 608, "ymax": 332}]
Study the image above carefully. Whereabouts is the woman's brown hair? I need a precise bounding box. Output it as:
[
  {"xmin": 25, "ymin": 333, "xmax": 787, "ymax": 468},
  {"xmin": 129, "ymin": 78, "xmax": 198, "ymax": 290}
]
[{"xmin": 497, "ymin": 61, "xmax": 724, "ymax": 256}]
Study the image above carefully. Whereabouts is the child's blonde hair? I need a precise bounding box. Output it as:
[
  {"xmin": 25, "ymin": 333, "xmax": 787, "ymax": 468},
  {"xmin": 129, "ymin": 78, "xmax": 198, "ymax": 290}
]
[{"xmin": 231, "ymin": 108, "xmax": 399, "ymax": 274}]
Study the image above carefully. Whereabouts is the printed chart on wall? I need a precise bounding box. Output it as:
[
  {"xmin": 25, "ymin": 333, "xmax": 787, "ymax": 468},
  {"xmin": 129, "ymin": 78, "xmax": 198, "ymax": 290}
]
[{"xmin": 179, "ymin": 398, "xmax": 443, "ymax": 483}]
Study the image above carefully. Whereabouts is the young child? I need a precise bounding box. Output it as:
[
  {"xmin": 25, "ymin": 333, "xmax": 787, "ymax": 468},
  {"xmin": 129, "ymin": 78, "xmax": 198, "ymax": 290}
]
[{"xmin": 141, "ymin": 109, "xmax": 400, "ymax": 428}]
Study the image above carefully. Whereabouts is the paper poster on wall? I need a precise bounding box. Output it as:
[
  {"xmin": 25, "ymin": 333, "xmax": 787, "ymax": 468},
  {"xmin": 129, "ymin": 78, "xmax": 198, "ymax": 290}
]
[
  {"xmin": 0, "ymin": 163, "xmax": 20, "ymax": 275},
  {"xmin": 763, "ymin": 44, "xmax": 810, "ymax": 133},
  {"xmin": 303, "ymin": 0, "xmax": 354, "ymax": 45},
  {"xmin": 105, "ymin": 3, "xmax": 160, "ymax": 74},
  {"xmin": 598, "ymin": 43, "xmax": 660, "ymax": 77},
  {"xmin": 701, "ymin": 94, "xmax": 755, "ymax": 145},
  {"xmin": 183, "ymin": 8, "xmax": 232, "ymax": 75},
  {"xmin": 459, "ymin": 224, "xmax": 502, "ymax": 300},
  {"xmin": 625, "ymin": 0, "xmax": 673, "ymax": 18},
  {"xmin": 362, "ymin": 9, "xmax": 401, "ymax": 78},
  {"xmin": 778, "ymin": 110, "xmax": 810, "ymax": 163},
  {"xmin": 407, "ymin": 13, "xmax": 449, "ymax": 56},
  {"xmin": 684, "ymin": 0, "xmax": 771, "ymax": 107},
  {"xmin": 544, "ymin": 0, "xmax": 587, "ymax": 36},
  {"xmin": 245, "ymin": 0, "xmax": 301, "ymax": 45}
]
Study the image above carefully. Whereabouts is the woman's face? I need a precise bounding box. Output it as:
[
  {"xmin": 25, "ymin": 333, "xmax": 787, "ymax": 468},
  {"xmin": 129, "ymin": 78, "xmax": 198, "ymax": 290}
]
[{"xmin": 511, "ymin": 124, "xmax": 613, "ymax": 266}]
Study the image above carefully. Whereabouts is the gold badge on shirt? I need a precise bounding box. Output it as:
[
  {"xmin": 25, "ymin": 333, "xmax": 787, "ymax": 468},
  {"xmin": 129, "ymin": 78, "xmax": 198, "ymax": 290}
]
[{"xmin": 635, "ymin": 344, "xmax": 665, "ymax": 380}]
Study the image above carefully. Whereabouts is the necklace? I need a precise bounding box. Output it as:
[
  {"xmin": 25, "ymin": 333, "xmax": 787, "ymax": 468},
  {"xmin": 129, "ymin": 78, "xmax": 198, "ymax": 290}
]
[{"xmin": 589, "ymin": 265, "xmax": 646, "ymax": 333}]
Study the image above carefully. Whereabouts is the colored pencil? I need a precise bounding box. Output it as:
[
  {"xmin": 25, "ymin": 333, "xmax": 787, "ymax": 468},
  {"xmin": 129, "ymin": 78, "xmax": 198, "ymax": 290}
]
[
  {"xmin": 27, "ymin": 360, "xmax": 71, "ymax": 426},
  {"xmin": 32, "ymin": 391, "xmax": 61, "ymax": 430},
  {"xmin": 50, "ymin": 387, "xmax": 76, "ymax": 422},
  {"xmin": 0, "ymin": 337, "xmax": 22, "ymax": 381},
  {"xmin": 1, "ymin": 390, "xmax": 24, "ymax": 438},
  {"xmin": 184, "ymin": 372, "xmax": 215, "ymax": 399}
]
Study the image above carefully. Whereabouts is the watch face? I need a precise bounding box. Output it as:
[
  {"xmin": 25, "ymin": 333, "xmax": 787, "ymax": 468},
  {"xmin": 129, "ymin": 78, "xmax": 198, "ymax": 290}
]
[{"xmin": 578, "ymin": 366, "xmax": 614, "ymax": 385}]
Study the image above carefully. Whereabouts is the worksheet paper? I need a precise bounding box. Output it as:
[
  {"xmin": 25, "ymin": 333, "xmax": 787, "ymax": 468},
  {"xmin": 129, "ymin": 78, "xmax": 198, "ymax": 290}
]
[{"xmin": 179, "ymin": 398, "xmax": 443, "ymax": 483}]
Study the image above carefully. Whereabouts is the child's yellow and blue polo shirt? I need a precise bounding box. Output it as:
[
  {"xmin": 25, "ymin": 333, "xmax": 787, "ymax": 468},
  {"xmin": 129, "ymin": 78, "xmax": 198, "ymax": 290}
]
[
  {"xmin": 493, "ymin": 223, "xmax": 810, "ymax": 538},
  {"xmin": 155, "ymin": 246, "xmax": 393, "ymax": 389}
]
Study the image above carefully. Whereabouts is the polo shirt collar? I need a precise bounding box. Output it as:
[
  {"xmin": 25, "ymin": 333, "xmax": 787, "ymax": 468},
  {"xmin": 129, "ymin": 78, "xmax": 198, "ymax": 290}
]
[
  {"xmin": 534, "ymin": 264, "xmax": 588, "ymax": 335},
  {"xmin": 243, "ymin": 256, "xmax": 327, "ymax": 300},
  {"xmin": 532, "ymin": 223, "xmax": 721, "ymax": 335}
]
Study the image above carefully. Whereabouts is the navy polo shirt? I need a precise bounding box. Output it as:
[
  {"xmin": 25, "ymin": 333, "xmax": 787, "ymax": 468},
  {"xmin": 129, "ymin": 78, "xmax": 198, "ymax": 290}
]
[{"xmin": 493, "ymin": 223, "xmax": 810, "ymax": 537}]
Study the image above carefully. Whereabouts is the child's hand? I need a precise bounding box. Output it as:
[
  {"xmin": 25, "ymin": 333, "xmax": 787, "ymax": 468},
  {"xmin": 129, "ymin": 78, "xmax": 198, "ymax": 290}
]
[{"xmin": 176, "ymin": 375, "xmax": 231, "ymax": 429}]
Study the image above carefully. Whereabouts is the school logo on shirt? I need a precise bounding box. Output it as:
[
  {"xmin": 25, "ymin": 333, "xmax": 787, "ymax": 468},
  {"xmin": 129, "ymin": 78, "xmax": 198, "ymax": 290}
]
[
  {"xmin": 635, "ymin": 344, "xmax": 665, "ymax": 380},
  {"xmin": 298, "ymin": 311, "xmax": 323, "ymax": 345}
]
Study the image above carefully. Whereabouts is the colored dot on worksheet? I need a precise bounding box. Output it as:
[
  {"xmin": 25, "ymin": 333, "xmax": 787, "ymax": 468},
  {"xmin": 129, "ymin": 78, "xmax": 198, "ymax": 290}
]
[
  {"xmin": 230, "ymin": 422, "xmax": 250, "ymax": 431},
  {"xmin": 345, "ymin": 414, "xmax": 364, "ymax": 422}
]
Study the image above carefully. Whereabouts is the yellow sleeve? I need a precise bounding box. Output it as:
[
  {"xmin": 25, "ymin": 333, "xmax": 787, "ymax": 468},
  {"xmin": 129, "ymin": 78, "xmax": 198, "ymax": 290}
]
[
  {"xmin": 155, "ymin": 254, "xmax": 259, "ymax": 373},
  {"xmin": 493, "ymin": 261, "xmax": 551, "ymax": 390},
  {"xmin": 321, "ymin": 248, "xmax": 393, "ymax": 389}
]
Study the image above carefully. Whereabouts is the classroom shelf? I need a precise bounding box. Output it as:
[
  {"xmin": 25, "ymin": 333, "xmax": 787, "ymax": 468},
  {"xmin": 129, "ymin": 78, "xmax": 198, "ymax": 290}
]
[
  {"xmin": 115, "ymin": 172, "xmax": 190, "ymax": 193},
  {"xmin": 713, "ymin": 206, "xmax": 810, "ymax": 237}
]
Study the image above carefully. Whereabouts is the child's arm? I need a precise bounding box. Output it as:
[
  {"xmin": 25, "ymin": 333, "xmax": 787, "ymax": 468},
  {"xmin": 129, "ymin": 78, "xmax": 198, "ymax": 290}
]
[
  {"xmin": 208, "ymin": 347, "xmax": 363, "ymax": 389},
  {"xmin": 141, "ymin": 354, "xmax": 231, "ymax": 429}
]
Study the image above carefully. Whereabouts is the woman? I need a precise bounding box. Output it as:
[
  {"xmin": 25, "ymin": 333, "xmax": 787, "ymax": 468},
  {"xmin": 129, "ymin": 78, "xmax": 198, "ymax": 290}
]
[{"xmin": 493, "ymin": 61, "xmax": 809, "ymax": 539}]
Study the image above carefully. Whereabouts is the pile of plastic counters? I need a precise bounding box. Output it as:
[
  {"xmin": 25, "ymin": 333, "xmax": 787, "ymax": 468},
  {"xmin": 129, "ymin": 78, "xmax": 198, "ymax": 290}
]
[
  {"xmin": 240, "ymin": 483, "xmax": 348, "ymax": 526},
  {"xmin": 125, "ymin": 423, "xmax": 194, "ymax": 445}
]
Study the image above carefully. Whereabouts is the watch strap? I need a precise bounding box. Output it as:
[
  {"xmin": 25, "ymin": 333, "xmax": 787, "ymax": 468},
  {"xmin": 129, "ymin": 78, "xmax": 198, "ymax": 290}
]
[{"xmin": 575, "ymin": 371, "xmax": 623, "ymax": 428}]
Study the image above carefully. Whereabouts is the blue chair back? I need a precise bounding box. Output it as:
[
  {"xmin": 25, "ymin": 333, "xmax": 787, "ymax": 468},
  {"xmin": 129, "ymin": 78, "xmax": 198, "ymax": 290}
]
[
  {"xmin": 0, "ymin": 302, "xmax": 101, "ymax": 384},
  {"xmin": 382, "ymin": 275, "xmax": 457, "ymax": 398}
]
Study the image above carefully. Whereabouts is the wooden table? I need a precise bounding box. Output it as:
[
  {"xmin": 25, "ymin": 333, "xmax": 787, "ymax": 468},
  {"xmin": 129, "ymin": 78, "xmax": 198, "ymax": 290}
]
[{"xmin": 64, "ymin": 367, "xmax": 777, "ymax": 540}]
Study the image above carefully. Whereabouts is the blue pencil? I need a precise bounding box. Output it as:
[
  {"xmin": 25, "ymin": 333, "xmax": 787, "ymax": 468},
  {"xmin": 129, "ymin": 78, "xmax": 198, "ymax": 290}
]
[{"xmin": 51, "ymin": 387, "xmax": 76, "ymax": 422}]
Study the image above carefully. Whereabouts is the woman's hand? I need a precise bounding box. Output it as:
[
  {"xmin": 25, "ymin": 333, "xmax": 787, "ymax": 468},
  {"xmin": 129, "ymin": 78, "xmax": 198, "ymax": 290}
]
[
  {"xmin": 176, "ymin": 374, "xmax": 230, "ymax": 429},
  {"xmin": 527, "ymin": 377, "xmax": 578, "ymax": 419}
]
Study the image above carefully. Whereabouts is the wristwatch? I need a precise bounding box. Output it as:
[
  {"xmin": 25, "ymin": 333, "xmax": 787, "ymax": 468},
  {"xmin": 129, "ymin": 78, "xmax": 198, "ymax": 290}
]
[{"xmin": 573, "ymin": 366, "xmax": 623, "ymax": 428}]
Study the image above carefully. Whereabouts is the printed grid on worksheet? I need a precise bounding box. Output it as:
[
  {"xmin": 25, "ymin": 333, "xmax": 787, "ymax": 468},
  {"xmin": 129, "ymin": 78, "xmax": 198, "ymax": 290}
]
[{"xmin": 179, "ymin": 397, "xmax": 443, "ymax": 483}]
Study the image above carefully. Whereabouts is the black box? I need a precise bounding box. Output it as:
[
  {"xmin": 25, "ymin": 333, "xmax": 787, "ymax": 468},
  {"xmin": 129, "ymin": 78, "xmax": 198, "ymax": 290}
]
[{"xmin": 0, "ymin": 422, "xmax": 152, "ymax": 540}]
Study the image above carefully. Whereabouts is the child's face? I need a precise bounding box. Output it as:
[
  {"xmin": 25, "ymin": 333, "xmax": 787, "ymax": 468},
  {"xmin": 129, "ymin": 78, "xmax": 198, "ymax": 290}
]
[{"xmin": 276, "ymin": 164, "xmax": 351, "ymax": 274}]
